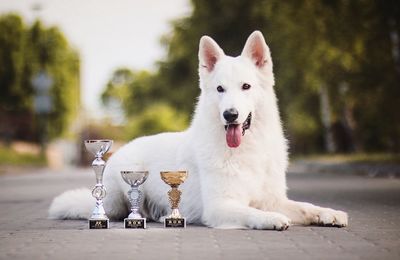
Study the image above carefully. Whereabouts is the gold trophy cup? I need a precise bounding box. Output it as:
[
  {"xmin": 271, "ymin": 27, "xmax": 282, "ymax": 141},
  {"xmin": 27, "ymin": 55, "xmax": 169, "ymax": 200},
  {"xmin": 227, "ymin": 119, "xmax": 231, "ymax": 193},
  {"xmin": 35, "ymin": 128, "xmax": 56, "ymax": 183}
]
[{"xmin": 160, "ymin": 171, "xmax": 188, "ymax": 228}]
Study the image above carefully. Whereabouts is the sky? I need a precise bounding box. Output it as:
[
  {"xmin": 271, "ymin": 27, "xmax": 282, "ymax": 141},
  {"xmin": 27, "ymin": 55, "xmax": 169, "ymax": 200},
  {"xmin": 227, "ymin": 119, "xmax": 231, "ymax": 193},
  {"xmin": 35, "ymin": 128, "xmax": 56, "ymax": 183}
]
[{"xmin": 0, "ymin": 0, "xmax": 191, "ymax": 118}]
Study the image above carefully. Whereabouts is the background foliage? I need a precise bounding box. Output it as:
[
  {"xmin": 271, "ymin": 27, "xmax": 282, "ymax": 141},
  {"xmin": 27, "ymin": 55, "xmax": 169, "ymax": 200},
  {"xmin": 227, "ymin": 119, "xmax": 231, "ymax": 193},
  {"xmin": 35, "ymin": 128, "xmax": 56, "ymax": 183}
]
[
  {"xmin": 1, "ymin": 1, "xmax": 399, "ymax": 156},
  {"xmin": 0, "ymin": 14, "xmax": 80, "ymax": 143},
  {"xmin": 103, "ymin": 0, "xmax": 400, "ymax": 154}
]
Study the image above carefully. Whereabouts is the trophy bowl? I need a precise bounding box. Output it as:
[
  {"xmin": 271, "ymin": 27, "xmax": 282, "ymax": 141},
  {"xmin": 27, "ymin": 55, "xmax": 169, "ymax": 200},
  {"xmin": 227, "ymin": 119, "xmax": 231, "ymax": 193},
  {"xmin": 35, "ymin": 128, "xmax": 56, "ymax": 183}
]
[
  {"xmin": 160, "ymin": 171, "xmax": 188, "ymax": 186},
  {"xmin": 121, "ymin": 171, "xmax": 149, "ymax": 186},
  {"xmin": 84, "ymin": 139, "xmax": 113, "ymax": 157}
]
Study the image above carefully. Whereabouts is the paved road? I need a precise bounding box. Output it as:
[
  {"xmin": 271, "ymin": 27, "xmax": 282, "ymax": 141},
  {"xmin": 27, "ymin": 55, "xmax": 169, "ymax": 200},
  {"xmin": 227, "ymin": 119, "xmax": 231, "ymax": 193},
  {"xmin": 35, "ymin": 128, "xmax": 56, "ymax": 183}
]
[{"xmin": 0, "ymin": 167, "xmax": 399, "ymax": 260}]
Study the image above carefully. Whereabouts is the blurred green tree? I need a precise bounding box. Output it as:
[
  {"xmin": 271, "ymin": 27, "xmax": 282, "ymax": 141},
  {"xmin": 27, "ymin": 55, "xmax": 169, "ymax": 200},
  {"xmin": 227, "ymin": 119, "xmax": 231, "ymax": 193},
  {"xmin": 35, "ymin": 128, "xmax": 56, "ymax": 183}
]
[
  {"xmin": 0, "ymin": 15, "xmax": 28, "ymax": 113},
  {"xmin": 103, "ymin": 0, "xmax": 400, "ymax": 153},
  {"xmin": 124, "ymin": 103, "xmax": 188, "ymax": 140},
  {"xmin": 0, "ymin": 14, "xmax": 80, "ymax": 143},
  {"xmin": 102, "ymin": 68, "xmax": 189, "ymax": 139}
]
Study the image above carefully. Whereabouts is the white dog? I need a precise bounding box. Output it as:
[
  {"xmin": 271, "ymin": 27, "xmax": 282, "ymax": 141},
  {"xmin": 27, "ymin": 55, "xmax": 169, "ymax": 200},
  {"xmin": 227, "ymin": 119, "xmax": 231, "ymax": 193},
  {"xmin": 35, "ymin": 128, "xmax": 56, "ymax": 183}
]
[{"xmin": 49, "ymin": 31, "xmax": 348, "ymax": 230}]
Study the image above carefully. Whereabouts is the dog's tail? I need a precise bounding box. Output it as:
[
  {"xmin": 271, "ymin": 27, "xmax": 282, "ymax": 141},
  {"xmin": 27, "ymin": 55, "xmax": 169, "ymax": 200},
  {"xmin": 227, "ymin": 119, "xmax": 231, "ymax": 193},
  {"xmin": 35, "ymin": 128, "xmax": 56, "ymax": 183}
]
[{"xmin": 48, "ymin": 188, "xmax": 94, "ymax": 220}]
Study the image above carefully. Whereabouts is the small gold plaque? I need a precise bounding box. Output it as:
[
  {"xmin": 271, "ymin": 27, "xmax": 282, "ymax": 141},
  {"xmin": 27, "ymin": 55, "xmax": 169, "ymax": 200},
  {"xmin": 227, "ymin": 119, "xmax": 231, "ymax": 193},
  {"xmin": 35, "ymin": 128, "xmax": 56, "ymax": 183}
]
[{"xmin": 89, "ymin": 219, "xmax": 109, "ymax": 229}]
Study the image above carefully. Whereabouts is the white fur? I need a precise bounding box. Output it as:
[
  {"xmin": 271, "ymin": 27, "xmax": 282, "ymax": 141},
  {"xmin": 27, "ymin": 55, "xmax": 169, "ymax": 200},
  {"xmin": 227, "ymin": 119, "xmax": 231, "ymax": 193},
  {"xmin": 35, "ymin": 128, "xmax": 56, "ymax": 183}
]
[
  {"xmin": 49, "ymin": 31, "xmax": 348, "ymax": 230},
  {"xmin": 48, "ymin": 188, "xmax": 93, "ymax": 219}
]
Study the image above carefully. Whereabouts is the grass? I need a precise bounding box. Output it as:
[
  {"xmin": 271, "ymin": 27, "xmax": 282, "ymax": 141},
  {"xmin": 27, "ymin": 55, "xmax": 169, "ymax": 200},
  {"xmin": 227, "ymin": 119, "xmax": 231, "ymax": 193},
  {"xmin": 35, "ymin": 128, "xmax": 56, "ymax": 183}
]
[
  {"xmin": 0, "ymin": 146, "xmax": 47, "ymax": 166},
  {"xmin": 293, "ymin": 153, "xmax": 400, "ymax": 164}
]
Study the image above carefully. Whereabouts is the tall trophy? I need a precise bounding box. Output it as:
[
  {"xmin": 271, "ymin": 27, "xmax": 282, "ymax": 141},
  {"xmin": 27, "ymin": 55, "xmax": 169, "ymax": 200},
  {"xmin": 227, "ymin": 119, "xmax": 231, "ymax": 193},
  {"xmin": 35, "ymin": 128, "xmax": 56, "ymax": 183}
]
[
  {"xmin": 84, "ymin": 139, "xmax": 113, "ymax": 229},
  {"xmin": 160, "ymin": 171, "xmax": 188, "ymax": 228},
  {"xmin": 121, "ymin": 170, "xmax": 149, "ymax": 229}
]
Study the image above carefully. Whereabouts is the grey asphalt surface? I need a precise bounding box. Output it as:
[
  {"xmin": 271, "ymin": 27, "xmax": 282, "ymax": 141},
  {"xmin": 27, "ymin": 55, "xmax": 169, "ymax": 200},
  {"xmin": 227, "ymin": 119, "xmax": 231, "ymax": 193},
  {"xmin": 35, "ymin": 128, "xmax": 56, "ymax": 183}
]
[{"xmin": 0, "ymin": 165, "xmax": 399, "ymax": 260}]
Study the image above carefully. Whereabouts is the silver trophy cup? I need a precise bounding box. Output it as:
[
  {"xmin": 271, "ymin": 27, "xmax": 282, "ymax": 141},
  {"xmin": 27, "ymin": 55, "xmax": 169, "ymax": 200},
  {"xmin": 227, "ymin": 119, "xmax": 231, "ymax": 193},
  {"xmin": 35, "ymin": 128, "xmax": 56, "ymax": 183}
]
[
  {"xmin": 121, "ymin": 170, "xmax": 149, "ymax": 229},
  {"xmin": 84, "ymin": 139, "xmax": 113, "ymax": 229}
]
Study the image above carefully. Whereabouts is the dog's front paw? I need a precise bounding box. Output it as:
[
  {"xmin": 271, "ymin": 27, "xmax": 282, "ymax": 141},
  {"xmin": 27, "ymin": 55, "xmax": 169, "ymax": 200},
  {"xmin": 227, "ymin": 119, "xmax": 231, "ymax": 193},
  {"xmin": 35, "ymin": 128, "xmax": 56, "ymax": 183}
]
[
  {"xmin": 317, "ymin": 209, "xmax": 348, "ymax": 227},
  {"xmin": 272, "ymin": 214, "xmax": 290, "ymax": 231},
  {"xmin": 251, "ymin": 212, "xmax": 290, "ymax": 231}
]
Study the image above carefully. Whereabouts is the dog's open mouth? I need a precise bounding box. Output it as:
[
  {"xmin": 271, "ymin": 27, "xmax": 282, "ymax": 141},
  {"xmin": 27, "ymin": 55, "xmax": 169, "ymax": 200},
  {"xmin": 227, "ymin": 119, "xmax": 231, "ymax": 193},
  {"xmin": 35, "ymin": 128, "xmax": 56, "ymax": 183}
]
[{"xmin": 224, "ymin": 113, "xmax": 252, "ymax": 148}]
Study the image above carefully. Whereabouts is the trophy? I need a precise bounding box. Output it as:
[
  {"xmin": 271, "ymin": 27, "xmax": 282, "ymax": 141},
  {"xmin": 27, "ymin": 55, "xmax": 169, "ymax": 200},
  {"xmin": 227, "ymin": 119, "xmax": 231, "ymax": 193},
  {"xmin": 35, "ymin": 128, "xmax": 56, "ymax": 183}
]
[
  {"xmin": 160, "ymin": 171, "xmax": 188, "ymax": 228},
  {"xmin": 121, "ymin": 170, "xmax": 149, "ymax": 229},
  {"xmin": 84, "ymin": 139, "xmax": 113, "ymax": 229}
]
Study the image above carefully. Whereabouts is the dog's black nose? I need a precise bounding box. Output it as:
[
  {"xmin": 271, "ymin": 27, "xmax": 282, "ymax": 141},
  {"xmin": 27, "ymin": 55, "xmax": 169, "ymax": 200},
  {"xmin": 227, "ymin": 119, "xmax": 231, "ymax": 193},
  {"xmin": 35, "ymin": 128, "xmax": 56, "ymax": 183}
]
[{"xmin": 223, "ymin": 108, "xmax": 239, "ymax": 123}]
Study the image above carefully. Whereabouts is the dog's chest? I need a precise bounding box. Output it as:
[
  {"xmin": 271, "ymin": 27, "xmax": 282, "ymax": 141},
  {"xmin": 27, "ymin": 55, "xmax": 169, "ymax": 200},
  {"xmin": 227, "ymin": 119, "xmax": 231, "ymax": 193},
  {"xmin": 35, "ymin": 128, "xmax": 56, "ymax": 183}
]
[
  {"xmin": 197, "ymin": 139, "xmax": 286, "ymax": 201},
  {"xmin": 211, "ymin": 158, "xmax": 269, "ymax": 199}
]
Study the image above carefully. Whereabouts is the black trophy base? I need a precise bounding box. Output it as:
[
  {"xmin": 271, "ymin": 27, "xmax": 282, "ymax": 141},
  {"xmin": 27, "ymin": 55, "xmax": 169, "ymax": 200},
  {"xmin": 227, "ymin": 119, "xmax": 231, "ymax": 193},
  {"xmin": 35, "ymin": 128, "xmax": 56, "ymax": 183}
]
[
  {"xmin": 164, "ymin": 217, "xmax": 186, "ymax": 228},
  {"xmin": 124, "ymin": 218, "xmax": 146, "ymax": 229},
  {"xmin": 89, "ymin": 219, "xmax": 109, "ymax": 229}
]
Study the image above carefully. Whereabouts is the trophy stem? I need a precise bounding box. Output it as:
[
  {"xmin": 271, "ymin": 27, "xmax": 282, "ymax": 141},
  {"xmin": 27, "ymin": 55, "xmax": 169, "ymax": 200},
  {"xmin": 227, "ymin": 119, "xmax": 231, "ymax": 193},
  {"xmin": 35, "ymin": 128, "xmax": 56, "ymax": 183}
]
[
  {"xmin": 91, "ymin": 197, "xmax": 107, "ymax": 219},
  {"xmin": 128, "ymin": 185, "xmax": 142, "ymax": 219},
  {"xmin": 92, "ymin": 157, "xmax": 105, "ymax": 184},
  {"xmin": 90, "ymin": 157, "xmax": 108, "ymax": 220},
  {"xmin": 167, "ymin": 186, "xmax": 182, "ymax": 218}
]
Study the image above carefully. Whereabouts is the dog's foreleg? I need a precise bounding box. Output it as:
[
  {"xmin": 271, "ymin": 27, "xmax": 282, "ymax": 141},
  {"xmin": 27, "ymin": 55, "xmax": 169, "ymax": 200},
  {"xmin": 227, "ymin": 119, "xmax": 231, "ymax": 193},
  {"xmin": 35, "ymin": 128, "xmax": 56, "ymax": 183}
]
[
  {"xmin": 275, "ymin": 199, "xmax": 348, "ymax": 227},
  {"xmin": 203, "ymin": 199, "xmax": 290, "ymax": 230}
]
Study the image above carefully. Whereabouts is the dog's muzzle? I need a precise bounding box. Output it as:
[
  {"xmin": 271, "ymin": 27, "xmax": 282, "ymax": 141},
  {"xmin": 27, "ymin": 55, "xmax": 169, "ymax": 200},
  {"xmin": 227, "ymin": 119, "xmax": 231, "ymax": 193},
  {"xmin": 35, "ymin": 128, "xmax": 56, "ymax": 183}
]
[
  {"xmin": 224, "ymin": 112, "xmax": 252, "ymax": 148},
  {"xmin": 224, "ymin": 112, "xmax": 252, "ymax": 135}
]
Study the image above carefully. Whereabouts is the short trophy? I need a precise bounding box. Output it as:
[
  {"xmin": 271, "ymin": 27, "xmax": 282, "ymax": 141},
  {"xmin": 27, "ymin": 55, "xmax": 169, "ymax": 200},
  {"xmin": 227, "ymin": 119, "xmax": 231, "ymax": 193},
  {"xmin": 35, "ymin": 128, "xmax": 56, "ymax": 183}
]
[
  {"xmin": 160, "ymin": 171, "xmax": 188, "ymax": 228},
  {"xmin": 84, "ymin": 139, "xmax": 113, "ymax": 229},
  {"xmin": 121, "ymin": 170, "xmax": 149, "ymax": 229}
]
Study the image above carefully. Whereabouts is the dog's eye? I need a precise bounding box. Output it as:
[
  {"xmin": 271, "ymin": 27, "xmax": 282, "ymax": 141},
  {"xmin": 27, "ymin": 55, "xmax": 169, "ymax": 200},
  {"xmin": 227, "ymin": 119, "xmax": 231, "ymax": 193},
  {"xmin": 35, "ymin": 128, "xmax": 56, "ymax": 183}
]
[
  {"xmin": 217, "ymin": 86, "xmax": 225, "ymax": 93},
  {"xmin": 242, "ymin": 83, "xmax": 251, "ymax": 90}
]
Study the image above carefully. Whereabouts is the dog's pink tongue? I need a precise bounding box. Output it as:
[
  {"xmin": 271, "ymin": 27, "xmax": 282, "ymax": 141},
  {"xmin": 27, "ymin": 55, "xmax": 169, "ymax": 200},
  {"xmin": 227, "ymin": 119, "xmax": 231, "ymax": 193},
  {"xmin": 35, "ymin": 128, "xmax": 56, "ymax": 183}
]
[{"xmin": 226, "ymin": 125, "xmax": 242, "ymax": 148}]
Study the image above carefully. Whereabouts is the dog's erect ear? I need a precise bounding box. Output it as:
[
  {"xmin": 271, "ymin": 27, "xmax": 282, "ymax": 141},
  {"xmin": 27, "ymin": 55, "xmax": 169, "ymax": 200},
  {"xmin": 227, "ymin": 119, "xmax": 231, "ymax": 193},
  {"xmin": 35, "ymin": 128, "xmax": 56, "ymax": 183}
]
[
  {"xmin": 241, "ymin": 31, "xmax": 271, "ymax": 68},
  {"xmin": 199, "ymin": 36, "xmax": 224, "ymax": 72}
]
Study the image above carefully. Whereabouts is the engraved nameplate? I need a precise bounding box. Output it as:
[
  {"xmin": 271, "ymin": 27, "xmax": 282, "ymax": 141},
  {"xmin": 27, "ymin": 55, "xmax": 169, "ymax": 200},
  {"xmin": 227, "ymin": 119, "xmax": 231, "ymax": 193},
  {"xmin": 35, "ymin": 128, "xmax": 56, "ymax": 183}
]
[
  {"xmin": 164, "ymin": 218, "xmax": 186, "ymax": 228},
  {"xmin": 89, "ymin": 219, "xmax": 109, "ymax": 229},
  {"xmin": 124, "ymin": 218, "xmax": 146, "ymax": 229}
]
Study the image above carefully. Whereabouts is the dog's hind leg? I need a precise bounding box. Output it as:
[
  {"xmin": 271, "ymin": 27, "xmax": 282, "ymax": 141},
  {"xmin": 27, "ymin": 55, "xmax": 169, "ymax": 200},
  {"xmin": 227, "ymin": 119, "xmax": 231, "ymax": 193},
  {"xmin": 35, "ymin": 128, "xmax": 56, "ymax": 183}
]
[{"xmin": 275, "ymin": 199, "xmax": 348, "ymax": 227}]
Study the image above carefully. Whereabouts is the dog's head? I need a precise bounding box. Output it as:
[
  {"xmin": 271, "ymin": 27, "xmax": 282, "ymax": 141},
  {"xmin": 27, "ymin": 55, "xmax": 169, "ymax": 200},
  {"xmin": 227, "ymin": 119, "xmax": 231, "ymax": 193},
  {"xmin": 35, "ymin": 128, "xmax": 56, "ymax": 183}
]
[{"xmin": 198, "ymin": 31, "xmax": 275, "ymax": 148}]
